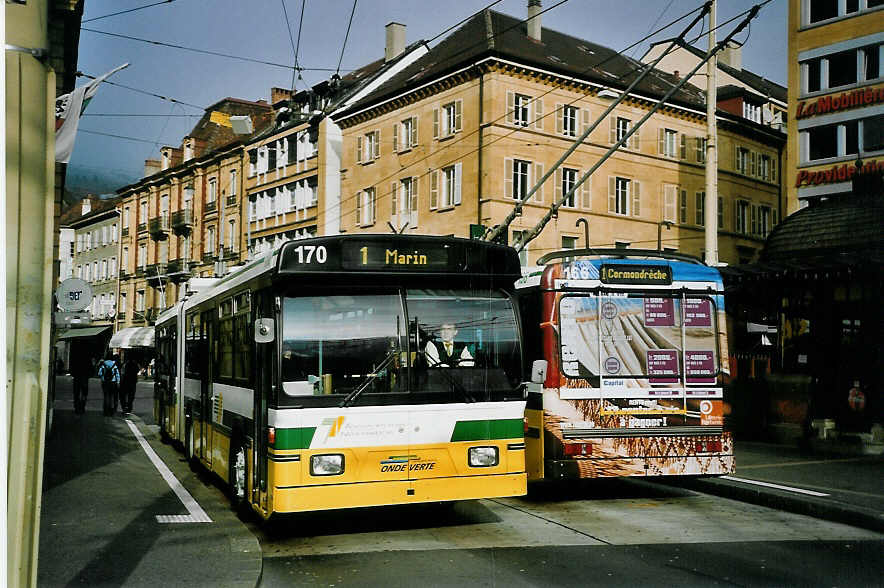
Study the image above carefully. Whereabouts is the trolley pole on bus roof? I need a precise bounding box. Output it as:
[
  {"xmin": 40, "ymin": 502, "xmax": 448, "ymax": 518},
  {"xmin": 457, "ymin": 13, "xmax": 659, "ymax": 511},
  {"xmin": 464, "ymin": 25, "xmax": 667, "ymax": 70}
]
[{"xmin": 705, "ymin": 0, "xmax": 720, "ymax": 266}]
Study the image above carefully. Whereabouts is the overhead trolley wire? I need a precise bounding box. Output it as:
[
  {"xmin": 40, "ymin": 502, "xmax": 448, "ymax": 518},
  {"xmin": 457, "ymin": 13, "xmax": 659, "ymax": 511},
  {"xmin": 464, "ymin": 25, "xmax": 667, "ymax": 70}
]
[
  {"xmin": 76, "ymin": 71, "xmax": 205, "ymax": 110},
  {"xmin": 335, "ymin": 0, "xmax": 358, "ymax": 77},
  {"xmin": 82, "ymin": 0, "xmax": 175, "ymax": 23},
  {"xmin": 81, "ymin": 27, "xmax": 347, "ymax": 72}
]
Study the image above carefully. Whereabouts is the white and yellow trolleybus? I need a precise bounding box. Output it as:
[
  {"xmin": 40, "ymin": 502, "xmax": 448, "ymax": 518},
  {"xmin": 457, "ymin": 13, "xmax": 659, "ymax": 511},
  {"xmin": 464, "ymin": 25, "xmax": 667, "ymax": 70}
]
[
  {"xmin": 516, "ymin": 249, "xmax": 734, "ymax": 481},
  {"xmin": 154, "ymin": 234, "xmax": 527, "ymax": 519}
]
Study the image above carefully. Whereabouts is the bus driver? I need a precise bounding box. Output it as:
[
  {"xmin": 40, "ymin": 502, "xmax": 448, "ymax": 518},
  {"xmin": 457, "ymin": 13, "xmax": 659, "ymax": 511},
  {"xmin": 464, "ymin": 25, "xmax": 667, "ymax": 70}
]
[{"xmin": 425, "ymin": 323, "xmax": 474, "ymax": 367}]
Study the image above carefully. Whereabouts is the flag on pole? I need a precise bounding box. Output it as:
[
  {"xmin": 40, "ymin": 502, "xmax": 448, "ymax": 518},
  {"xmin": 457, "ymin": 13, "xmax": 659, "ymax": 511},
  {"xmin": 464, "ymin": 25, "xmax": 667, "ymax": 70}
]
[{"xmin": 55, "ymin": 63, "xmax": 129, "ymax": 163}]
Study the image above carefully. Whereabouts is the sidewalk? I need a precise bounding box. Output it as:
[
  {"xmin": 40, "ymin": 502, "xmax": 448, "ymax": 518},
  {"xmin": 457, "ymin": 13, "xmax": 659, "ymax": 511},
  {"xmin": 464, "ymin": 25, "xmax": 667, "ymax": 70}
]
[
  {"xmin": 39, "ymin": 376, "xmax": 262, "ymax": 587},
  {"xmin": 670, "ymin": 440, "xmax": 884, "ymax": 533}
]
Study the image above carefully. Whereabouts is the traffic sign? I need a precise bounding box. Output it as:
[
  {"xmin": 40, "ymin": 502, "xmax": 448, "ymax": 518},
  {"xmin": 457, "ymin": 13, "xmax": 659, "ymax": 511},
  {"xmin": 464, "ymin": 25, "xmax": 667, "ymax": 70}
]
[{"xmin": 56, "ymin": 278, "xmax": 92, "ymax": 311}]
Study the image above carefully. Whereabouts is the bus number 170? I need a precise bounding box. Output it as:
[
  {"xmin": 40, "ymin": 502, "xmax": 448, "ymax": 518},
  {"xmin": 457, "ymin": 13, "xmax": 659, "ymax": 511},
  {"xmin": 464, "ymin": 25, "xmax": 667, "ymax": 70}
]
[{"xmin": 293, "ymin": 245, "xmax": 327, "ymax": 264}]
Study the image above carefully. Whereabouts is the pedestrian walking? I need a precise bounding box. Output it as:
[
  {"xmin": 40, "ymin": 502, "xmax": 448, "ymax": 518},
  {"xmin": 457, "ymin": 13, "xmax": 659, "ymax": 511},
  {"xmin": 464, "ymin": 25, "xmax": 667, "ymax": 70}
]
[
  {"xmin": 120, "ymin": 355, "xmax": 139, "ymax": 414},
  {"xmin": 97, "ymin": 353, "xmax": 121, "ymax": 416},
  {"xmin": 71, "ymin": 351, "xmax": 92, "ymax": 414}
]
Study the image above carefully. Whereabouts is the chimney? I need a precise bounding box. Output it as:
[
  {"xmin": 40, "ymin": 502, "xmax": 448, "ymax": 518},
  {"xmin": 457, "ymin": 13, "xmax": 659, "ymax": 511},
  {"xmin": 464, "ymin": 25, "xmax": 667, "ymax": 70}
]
[
  {"xmin": 385, "ymin": 22, "xmax": 406, "ymax": 63},
  {"xmin": 80, "ymin": 196, "xmax": 91, "ymax": 216},
  {"xmin": 144, "ymin": 158, "xmax": 161, "ymax": 178},
  {"xmin": 271, "ymin": 87, "xmax": 293, "ymax": 105},
  {"xmin": 720, "ymin": 41, "xmax": 742, "ymax": 70},
  {"xmin": 527, "ymin": 0, "xmax": 542, "ymax": 42}
]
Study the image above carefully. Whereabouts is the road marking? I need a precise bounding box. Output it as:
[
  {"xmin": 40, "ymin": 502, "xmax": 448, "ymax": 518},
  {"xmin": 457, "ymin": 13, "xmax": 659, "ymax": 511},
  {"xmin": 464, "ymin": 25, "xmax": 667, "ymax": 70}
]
[
  {"xmin": 125, "ymin": 419, "xmax": 212, "ymax": 523},
  {"xmin": 739, "ymin": 457, "xmax": 871, "ymax": 469},
  {"xmin": 722, "ymin": 475, "xmax": 830, "ymax": 497}
]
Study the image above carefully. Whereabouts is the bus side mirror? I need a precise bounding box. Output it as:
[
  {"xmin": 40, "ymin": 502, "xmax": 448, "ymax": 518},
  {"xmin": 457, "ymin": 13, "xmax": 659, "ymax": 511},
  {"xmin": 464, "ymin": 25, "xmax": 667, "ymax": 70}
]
[
  {"xmin": 254, "ymin": 318, "xmax": 275, "ymax": 343},
  {"xmin": 531, "ymin": 360, "xmax": 547, "ymax": 384}
]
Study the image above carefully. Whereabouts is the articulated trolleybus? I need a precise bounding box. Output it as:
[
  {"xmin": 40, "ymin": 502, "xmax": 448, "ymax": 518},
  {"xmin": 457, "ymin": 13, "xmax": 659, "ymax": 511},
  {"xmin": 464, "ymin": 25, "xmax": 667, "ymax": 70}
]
[
  {"xmin": 516, "ymin": 249, "xmax": 733, "ymax": 481},
  {"xmin": 154, "ymin": 235, "xmax": 527, "ymax": 519}
]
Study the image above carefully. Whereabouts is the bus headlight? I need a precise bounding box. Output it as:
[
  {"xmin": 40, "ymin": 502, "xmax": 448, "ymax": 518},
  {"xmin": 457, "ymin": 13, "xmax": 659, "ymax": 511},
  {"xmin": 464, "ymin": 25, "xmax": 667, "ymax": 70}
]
[
  {"xmin": 310, "ymin": 454, "xmax": 344, "ymax": 476},
  {"xmin": 468, "ymin": 446, "xmax": 499, "ymax": 467}
]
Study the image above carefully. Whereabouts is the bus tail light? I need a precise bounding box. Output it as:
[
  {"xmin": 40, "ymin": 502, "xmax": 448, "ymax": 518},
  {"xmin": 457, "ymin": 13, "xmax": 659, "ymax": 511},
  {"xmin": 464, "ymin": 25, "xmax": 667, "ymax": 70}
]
[
  {"xmin": 695, "ymin": 440, "xmax": 722, "ymax": 453},
  {"xmin": 563, "ymin": 442, "xmax": 592, "ymax": 457},
  {"xmin": 267, "ymin": 427, "xmax": 276, "ymax": 446}
]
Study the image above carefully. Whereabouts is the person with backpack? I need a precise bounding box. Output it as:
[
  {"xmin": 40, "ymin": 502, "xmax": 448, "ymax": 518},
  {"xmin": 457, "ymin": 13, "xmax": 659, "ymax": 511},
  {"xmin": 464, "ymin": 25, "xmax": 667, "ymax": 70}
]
[{"xmin": 97, "ymin": 352, "xmax": 121, "ymax": 416}]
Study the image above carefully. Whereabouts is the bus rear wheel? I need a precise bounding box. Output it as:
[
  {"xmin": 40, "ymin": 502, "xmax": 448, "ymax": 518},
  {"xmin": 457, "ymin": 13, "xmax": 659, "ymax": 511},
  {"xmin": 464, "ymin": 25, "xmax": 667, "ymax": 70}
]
[
  {"xmin": 185, "ymin": 419, "xmax": 198, "ymax": 470},
  {"xmin": 229, "ymin": 442, "xmax": 249, "ymax": 516}
]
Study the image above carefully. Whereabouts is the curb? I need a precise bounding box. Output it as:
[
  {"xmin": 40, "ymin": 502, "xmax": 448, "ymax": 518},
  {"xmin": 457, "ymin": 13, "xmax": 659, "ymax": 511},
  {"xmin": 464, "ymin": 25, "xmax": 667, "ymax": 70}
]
[{"xmin": 664, "ymin": 476, "xmax": 884, "ymax": 534}]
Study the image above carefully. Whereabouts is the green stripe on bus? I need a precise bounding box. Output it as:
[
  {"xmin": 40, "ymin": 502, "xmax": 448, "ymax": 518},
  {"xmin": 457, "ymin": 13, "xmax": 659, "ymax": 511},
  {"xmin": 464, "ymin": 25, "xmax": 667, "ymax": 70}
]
[
  {"xmin": 273, "ymin": 427, "xmax": 317, "ymax": 450},
  {"xmin": 450, "ymin": 419, "xmax": 523, "ymax": 442}
]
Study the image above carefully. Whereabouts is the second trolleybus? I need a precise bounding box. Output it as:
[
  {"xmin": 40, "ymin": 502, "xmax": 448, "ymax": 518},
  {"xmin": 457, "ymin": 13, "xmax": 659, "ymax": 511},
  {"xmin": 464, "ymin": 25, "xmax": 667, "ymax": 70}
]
[
  {"xmin": 516, "ymin": 248, "xmax": 733, "ymax": 481},
  {"xmin": 154, "ymin": 234, "xmax": 527, "ymax": 519}
]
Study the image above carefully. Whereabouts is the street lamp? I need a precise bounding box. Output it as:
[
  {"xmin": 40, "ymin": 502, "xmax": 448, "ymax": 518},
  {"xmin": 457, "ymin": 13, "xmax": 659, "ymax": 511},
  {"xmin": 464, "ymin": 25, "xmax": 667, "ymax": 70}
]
[{"xmin": 657, "ymin": 220, "xmax": 674, "ymax": 251}]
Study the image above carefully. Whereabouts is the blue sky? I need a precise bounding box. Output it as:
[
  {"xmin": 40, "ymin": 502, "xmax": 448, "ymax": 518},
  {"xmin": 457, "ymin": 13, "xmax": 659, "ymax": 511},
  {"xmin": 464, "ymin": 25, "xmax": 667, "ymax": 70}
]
[{"xmin": 69, "ymin": 0, "xmax": 787, "ymax": 194}]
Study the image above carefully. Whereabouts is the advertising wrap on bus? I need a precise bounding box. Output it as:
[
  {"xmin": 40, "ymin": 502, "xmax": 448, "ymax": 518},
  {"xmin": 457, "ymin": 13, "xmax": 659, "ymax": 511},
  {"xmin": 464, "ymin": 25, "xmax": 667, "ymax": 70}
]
[{"xmin": 518, "ymin": 254, "xmax": 734, "ymax": 481}]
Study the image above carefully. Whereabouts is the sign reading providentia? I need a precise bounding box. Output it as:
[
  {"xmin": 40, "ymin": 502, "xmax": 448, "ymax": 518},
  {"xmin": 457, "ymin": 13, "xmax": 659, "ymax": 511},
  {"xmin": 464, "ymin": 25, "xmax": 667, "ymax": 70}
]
[
  {"xmin": 796, "ymin": 84, "xmax": 884, "ymax": 119},
  {"xmin": 795, "ymin": 159, "xmax": 883, "ymax": 187}
]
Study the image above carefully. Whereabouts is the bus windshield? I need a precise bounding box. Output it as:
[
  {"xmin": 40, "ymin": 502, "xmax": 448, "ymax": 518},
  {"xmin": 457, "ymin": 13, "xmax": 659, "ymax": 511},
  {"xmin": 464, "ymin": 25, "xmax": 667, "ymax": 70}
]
[{"xmin": 280, "ymin": 289, "xmax": 521, "ymax": 405}]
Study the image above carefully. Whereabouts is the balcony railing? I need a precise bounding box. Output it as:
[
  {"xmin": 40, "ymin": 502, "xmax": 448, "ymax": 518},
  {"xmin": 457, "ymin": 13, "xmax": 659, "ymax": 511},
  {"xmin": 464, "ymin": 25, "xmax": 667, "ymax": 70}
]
[
  {"xmin": 226, "ymin": 195, "xmax": 238, "ymax": 206},
  {"xmin": 220, "ymin": 245, "xmax": 238, "ymax": 260},
  {"xmin": 171, "ymin": 208, "xmax": 193, "ymax": 235},
  {"xmin": 205, "ymin": 200, "xmax": 217, "ymax": 213},
  {"xmin": 137, "ymin": 222, "xmax": 147, "ymax": 233},
  {"xmin": 135, "ymin": 265, "xmax": 147, "ymax": 278},
  {"xmin": 121, "ymin": 226, "xmax": 129, "ymax": 237},
  {"xmin": 202, "ymin": 251, "xmax": 216, "ymax": 263},
  {"xmin": 148, "ymin": 213, "xmax": 170, "ymax": 240},
  {"xmin": 167, "ymin": 258, "xmax": 195, "ymax": 282},
  {"xmin": 145, "ymin": 263, "xmax": 168, "ymax": 284}
]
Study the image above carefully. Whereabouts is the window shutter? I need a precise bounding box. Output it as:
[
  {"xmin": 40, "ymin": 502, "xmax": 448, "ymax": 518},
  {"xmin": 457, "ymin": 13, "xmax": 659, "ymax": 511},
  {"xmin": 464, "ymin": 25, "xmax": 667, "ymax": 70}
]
[
  {"xmin": 534, "ymin": 162, "xmax": 544, "ymax": 202},
  {"xmin": 356, "ymin": 191, "xmax": 363, "ymax": 225},
  {"xmin": 609, "ymin": 116, "xmax": 617, "ymax": 144},
  {"xmin": 680, "ymin": 134, "xmax": 687, "ymax": 159},
  {"xmin": 411, "ymin": 116, "xmax": 418, "ymax": 146},
  {"xmin": 454, "ymin": 100, "xmax": 463, "ymax": 132},
  {"xmin": 454, "ymin": 163, "xmax": 462, "ymax": 205},
  {"xmin": 582, "ymin": 108, "xmax": 591, "ymax": 135},
  {"xmin": 658, "ymin": 128, "xmax": 666, "ymax": 155},
  {"xmin": 533, "ymin": 98, "xmax": 543, "ymax": 130},
  {"xmin": 608, "ymin": 177, "xmax": 616, "ymax": 212},
  {"xmin": 631, "ymin": 127, "xmax": 640, "ymax": 150},
  {"xmin": 734, "ymin": 200, "xmax": 739, "ymax": 233},
  {"xmin": 506, "ymin": 91, "xmax": 515, "ymax": 124},
  {"xmin": 555, "ymin": 168, "xmax": 562, "ymax": 204},
  {"xmin": 430, "ymin": 170, "xmax": 438, "ymax": 209},
  {"xmin": 771, "ymin": 158, "xmax": 777, "ymax": 182},
  {"xmin": 268, "ymin": 146, "xmax": 277, "ymax": 169},
  {"xmin": 391, "ymin": 182, "xmax": 398, "ymax": 218},
  {"xmin": 392, "ymin": 124, "xmax": 399, "ymax": 152},
  {"xmin": 664, "ymin": 185, "xmax": 676, "ymax": 222},
  {"xmin": 411, "ymin": 176, "xmax": 419, "ymax": 212},
  {"xmin": 695, "ymin": 136, "xmax": 703, "ymax": 161},
  {"xmin": 632, "ymin": 181, "xmax": 641, "ymax": 217},
  {"xmin": 433, "ymin": 108, "xmax": 439, "ymax": 139},
  {"xmin": 734, "ymin": 145, "xmax": 740, "ymax": 172},
  {"xmin": 581, "ymin": 175, "xmax": 591, "ymax": 209},
  {"xmin": 750, "ymin": 152, "xmax": 757, "ymax": 176},
  {"xmin": 556, "ymin": 104, "xmax": 563, "ymax": 134},
  {"xmin": 356, "ymin": 136, "xmax": 363, "ymax": 163},
  {"xmin": 504, "ymin": 158, "xmax": 514, "ymax": 200},
  {"xmin": 373, "ymin": 130, "xmax": 380, "ymax": 159}
]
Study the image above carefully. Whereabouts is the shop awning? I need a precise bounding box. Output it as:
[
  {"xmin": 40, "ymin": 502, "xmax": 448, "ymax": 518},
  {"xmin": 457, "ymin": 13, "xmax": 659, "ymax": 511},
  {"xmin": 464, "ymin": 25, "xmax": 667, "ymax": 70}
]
[
  {"xmin": 108, "ymin": 326, "xmax": 155, "ymax": 349},
  {"xmin": 57, "ymin": 325, "xmax": 111, "ymax": 340}
]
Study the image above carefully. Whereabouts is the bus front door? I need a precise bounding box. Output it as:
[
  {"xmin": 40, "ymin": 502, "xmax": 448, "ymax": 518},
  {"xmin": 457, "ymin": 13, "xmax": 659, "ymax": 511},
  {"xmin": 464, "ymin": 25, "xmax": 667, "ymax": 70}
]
[{"xmin": 200, "ymin": 310, "xmax": 214, "ymax": 469}]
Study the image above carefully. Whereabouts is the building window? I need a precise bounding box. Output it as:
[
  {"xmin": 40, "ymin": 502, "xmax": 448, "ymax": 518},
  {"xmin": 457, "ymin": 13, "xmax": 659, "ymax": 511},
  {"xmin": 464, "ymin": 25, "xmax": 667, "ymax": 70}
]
[
  {"xmin": 139, "ymin": 201, "xmax": 147, "ymax": 226},
  {"xmin": 123, "ymin": 206, "xmax": 130, "ymax": 229},
  {"xmin": 442, "ymin": 164, "xmax": 461, "ymax": 208},
  {"xmin": 660, "ymin": 128, "xmax": 679, "ymax": 157},
  {"xmin": 357, "ymin": 130, "xmax": 380, "ymax": 162},
  {"xmin": 695, "ymin": 192, "xmax": 706, "ymax": 226},
  {"xmin": 735, "ymin": 200, "xmax": 750, "ymax": 235},
  {"xmin": 735, "ymin": 147, "xmax": 750, "ymax": 174},
  {"xmin": 513, "ymin": 93, "xmax": 531, "ymax": 127},
  {"xmin": 136, "ymin": 290, "xmax": 145, "ymax": 312},
  {"xmin": 356, "ymin": 188, "xmax": 376, "ymax": 226},
  {"xmin": 434, "ymin": 101, "xmax": 462, "ymax": 138},
  {"xmin": 759, "ymin": 205, "xmax": 773, "ymax": 238},
  {"xmin": 561, "ymin": 105, "xmax": 578, "ymax": 137},
  {"xmin": 512, "ymin": 159, "xmax": 530, "ymax": 201},
  {"xmin": 561, "ymin": 236, "xmax": 578, "ymax": 250},
  {"xmin": 561, "ymin": 168, "xmax": 577, "ymax": 208},
  {"xmin": 396, "ymin": 116, "xmax": 418, "ymax": 151},
  {"xmin": 122, "ymin": 247, "xmax": 129, "ymax": 269},
  {"xmin": 120, "ymin": 292, "xmax": 127, "ymax": 314},
  {"xmin": 229, "ymin": 169, "xmax": 237, "ymax": 197},
  {"xmin": 138, "ymin": 243, "xmax": 146, "ymax": 269},
  {"xmin": 611, "ymin": 177, "xmax": 630, "ymax": 216},
  {"xmin": 743, "ymin": 102, "xmax": 762, "ymax": 124},
  {"xmin": 207, "ymin": 226, "xmax": 216, "ymax": 254},
  {"xmin": 864, "ymin": 113, "xmax": 884, "ymax": 151},
  {"xmin": 801, "ymin": 43, "xmax": 883, "ymax": 95},
  {"xmin": 207, "ymin": 178, "xmax": 217, "ymax": 204}
]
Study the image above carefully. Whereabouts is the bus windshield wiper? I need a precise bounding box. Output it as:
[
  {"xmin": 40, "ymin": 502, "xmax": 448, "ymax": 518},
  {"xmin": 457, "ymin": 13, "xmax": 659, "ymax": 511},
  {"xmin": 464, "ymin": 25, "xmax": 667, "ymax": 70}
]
[{"xmin": 339, "ymin": 349, "xmax": 398, "ymax": 407}]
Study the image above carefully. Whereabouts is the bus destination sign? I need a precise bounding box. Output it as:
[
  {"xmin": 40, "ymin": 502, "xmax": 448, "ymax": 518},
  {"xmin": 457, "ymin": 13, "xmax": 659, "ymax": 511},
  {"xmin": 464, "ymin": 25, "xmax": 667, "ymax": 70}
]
[
  {"xmin": 600, "ymin": 264, "xmax": 672, "ymax": 285},
  {"xmin": 341, "ymin": 241, "xmax": 458, "ymax": 270}
]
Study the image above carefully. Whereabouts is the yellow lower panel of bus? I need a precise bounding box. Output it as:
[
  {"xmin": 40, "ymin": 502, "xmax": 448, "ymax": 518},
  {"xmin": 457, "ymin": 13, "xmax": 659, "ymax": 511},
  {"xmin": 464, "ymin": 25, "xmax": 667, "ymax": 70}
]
[
  {"xmin": 268, "ymin": 439, "xmax": 526, "ymax": 488},
  {"xmin": 270, "ymin": 473, "xmax": 527, "ymax": 513}
]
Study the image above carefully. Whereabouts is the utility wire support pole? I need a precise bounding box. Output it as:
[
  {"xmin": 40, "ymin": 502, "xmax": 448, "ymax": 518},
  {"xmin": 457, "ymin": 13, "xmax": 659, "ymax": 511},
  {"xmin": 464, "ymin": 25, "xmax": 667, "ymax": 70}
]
[
  {"xmin": 705, "ymin": 0, "xmax": 720, "ymax": 266},
  {"xmin": 484, "ymin": 1, "xmax": 712, "ymax": 245},
  {"xmin": 515, "ymin": 4, "xmax": 761, "ymax": 253}
]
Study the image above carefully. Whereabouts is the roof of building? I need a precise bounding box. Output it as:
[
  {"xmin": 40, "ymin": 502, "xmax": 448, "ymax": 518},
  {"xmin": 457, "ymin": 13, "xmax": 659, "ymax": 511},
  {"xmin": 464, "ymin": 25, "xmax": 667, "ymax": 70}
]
[
  {"xmin": 337, "ymin": 9, "xmax": 708, "ymax": 117},
  {"xmin": 657, "ymin": 38, "xmax": 787, "ymax": 104},
  {"xmin": 59, "ymin": 196, "xmax": 123, "ymax": 228},
  {"xmin": 186, "ymin": 97, "xmax": 274, "ymax": 153}
]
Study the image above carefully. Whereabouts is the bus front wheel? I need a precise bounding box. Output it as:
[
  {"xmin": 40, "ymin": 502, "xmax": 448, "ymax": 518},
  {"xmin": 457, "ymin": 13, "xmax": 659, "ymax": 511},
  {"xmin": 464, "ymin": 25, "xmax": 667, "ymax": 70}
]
[{"xmin": 185, "ymin": 419, "xmax": 198, "ymax": 470}]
